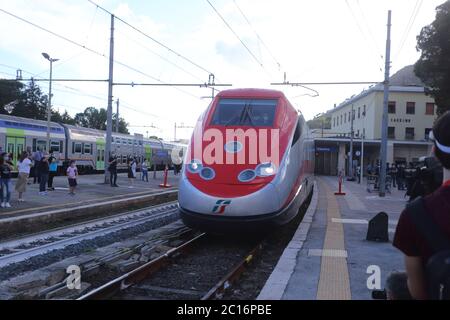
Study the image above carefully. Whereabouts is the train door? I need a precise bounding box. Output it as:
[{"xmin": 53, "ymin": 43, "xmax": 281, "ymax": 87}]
[
  {"xmin": 6, "ymin": 136, "xmax": 25, "ymax": 167},
  {"xmin": 96, "ymin": 139, "xmax": 105, "ymax": 171}
]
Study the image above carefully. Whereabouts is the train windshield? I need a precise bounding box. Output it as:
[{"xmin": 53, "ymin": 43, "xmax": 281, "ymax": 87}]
[{"xmin": 210, "ymin": 99, "xmax": 278, "ymax": 127}]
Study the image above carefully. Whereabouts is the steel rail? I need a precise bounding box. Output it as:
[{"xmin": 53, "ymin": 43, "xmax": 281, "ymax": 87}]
[
  {"xmin": 0, "ymin": 205, "xmax": 179, "ymax": 267},
  {"xmin": 201, "ymin": 243, "xmax": 263, "ymax": 300},
  {"xmin": 78, "ymin": 232, "xmax": 206, "ymax": 300}
]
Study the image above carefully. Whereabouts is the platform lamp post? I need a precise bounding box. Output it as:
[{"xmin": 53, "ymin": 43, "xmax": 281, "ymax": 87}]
[{"xmin": 42, "ymin": 52, "xmax": 59, "ymax": 153}]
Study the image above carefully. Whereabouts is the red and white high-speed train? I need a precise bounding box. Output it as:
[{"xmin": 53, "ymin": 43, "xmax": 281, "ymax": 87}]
[{"xmin": 178, "ymin": 88, "xmax": 314, "ymax": 233}]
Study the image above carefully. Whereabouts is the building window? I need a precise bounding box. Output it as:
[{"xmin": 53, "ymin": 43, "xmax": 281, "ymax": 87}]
[
  {"xmin": 358, "ymin": 107, "xmax": 361, "ymax": 119},
  {"xmin": 406, "ymin": 102, "xmax": 415, "ymax": 115},
  {"xmin": 405, "ymin": 127, "xmax": 415, "ymax": 140},
  {"xmin": 426, "ymin": 103, "xmax": 435, "ymax": 115},
  {"xmin": 388, "ymin": 127, "xmax": 395, "ymax": 139},
  {"xmin": 340, "ymin": 115, "xmax": 343, "ymax": 125},
  {"xmin": 388, "ymin": 101, "xmax": 396, "ymax": 114},
  {"xmin": 363, "ymin": 105, "xmax": 366, "ymax": 117},
  {"xmin": 425, "ymin": 128, "xmax": 432, "ymax": 141},
  {"xmin": 333, "ymin": 118, "xmax": 335, "ymax": 127},
  {"xmin": 344, "ymin": 113, "xmax": 347, "ymax": 123}
]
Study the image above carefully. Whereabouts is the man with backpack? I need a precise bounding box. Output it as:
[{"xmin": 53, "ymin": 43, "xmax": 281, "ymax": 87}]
[{"xmin": 393, "ymin": 111, "xmax": 450, "ymax": 300}]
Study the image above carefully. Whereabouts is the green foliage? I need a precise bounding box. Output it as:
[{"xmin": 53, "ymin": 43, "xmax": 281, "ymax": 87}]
[
  {"xmin": 74, "ymin": 107, "xmax": 129, "ymax": 134},
  {"xmin": 307, "ymin": 113, "xmax": 331, "ymax": 129},
  {"xmin": 415, "ymin": 0, "xmax": 450, "ymax": 116}
]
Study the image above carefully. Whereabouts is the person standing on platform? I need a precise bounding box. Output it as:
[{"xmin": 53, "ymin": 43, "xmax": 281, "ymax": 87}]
[
  {"xmin": 128, "ymin": 158, "xmax": 136, "ymax": 188},
  {"xmin": 15, "ymin": 151, "xmax": 32, "ymax": 202},
  {"xmin": 141, "ymin": 158, "xmax": 149, "ymax": 182},
  {"xmin": 67, "ymin": 160, "xmax": 78, "ymax": 196},
  {"xmin": 33, "ymin": 147, "xmax": 43, "ymax": 184},
  {"xmin": 390, "ymin": 164, "xmax": 398, "ymax": 188},
  {"xmin": 47, "ymin": 152, "xmax": 58, "ymax": 191},
  {"xmin": 108, "ymin": 153, "xmax": 118, "ymax": 187},
  {"xmin": 393, "ymin": 111, "xmax": 450, "ymax": 300},
  {"xmin": 0, "ymin": 153, "xmax": 14, "ymax": 208},
  {"xmin": 38, "ymin": 154, "xmax": 49, "ymax": 196},
  {"xmin": 397, "ymin": 164, "xmax": 406, "ymax": 191}
]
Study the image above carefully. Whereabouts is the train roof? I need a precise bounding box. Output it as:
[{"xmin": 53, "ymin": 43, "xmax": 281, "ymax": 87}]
[
  {"xmin": 0, "ymin": 113, "xmax": 64, "ymax": 129},
  {"xmin": 0, "ymin": 114, "xmax": 180, "ymax": 147},
  {"xmin": 217, "ymin": 88, "xmax": 287, "ymax": 99}
]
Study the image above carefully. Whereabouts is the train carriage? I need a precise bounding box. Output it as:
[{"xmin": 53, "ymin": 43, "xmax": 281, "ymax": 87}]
[{"xmin": 0, "ymin": 114, "xmax": 184, "ymax": 173}]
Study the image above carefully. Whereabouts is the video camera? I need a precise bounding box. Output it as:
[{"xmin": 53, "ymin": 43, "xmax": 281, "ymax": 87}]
[{"xmin": 407, "ymin": 156, "xmax": 443, "ymax": 200}]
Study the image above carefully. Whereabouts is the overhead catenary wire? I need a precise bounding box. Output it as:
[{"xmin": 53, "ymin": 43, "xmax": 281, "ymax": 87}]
[
  {"xmin": 394, "ymin": 0, "xmax": 423, "ymax": 60},
  {"xmin": 0, "ymin": 7, "xmax": 205, "ymax": 101},
  {"xmin": 205, "ymin": 0, "xmax": 265, "ymax": 71},
  {"xmin": 232, "ymin": 0, "xmax": 281, "ymax": 71},
  {"xmin": 115, "ymin": 29, "xmax": 204, "ymax": 83},
  {"xmin": 344, "ymin": 0, "xmax": 384, "ymax": 73},
  {"xmin": 87, "ymin": 0, "xmax": 214, "ymax": 77}
]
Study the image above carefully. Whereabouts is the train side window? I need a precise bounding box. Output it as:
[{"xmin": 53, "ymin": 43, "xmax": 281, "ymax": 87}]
[
  {"xmin": 74, "ymin": 142, "xmax": 82, "ymax": 154},
  {"xmin": 292, "ymin": 120, "xmax": 302, "ymax": 146},
  {"xmin": 50, "ymin": 140, "xmax": 60, "ymax": 153},
  {"xmin": 84, "ymin": 143, "xmax": 91, "ymax": 155},
  {"xmin": 36, "ymin": 140, "xmax": 47, "ymax": 152}
]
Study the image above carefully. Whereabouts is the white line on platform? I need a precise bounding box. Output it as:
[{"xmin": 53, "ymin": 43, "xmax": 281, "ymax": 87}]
[
  {"xmin": 308, "ymin": 249, "xmax": 348, "ymax": 258},
  {"xmin": 332, "ymin": 218, "xmax": 398, "ymax": 226}
]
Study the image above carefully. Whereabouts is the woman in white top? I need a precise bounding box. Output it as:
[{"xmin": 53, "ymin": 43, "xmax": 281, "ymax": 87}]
[{"xmin": 15, "ymin": 151, "xmax": 32, "ymax": 202}]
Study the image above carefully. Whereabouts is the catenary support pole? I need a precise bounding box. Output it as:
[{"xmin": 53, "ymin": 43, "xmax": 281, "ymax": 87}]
[{"xmin": 379, "ymin": 10, "xmax": 392, "ymax": 197}]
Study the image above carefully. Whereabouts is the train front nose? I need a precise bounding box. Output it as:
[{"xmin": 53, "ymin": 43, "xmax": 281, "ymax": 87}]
[{"xmin": 178, "ymin": 176, "xmax": 280, "ymax": 216}]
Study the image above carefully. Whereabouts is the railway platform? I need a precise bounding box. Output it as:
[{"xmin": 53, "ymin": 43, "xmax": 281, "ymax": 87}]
[
  {"xmin": 258, "ymin": 176, "xmax": 408, "ymax": 300},
  {"xmin": 0, "ymin": 172, "xmax": 180, "ymax": 239}
]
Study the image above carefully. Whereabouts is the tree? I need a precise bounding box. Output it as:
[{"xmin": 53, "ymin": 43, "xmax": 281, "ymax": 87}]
[
  {"xmin": 0, "ymin": 79, "xmax": 24, "ymax": 113},
  {"xmin": 113, "ymin": 113, "xmax": 129, "ymax": 134},
  {"xmin": 75, "ymin": 107, "xmax": 129, "ymax": 133},
  {"xmin": 415, "ymin": 0, "xmax": 450, "ymax": 116},
  {"xmin": 307, "ymin": 113, "xmax": 331, "ymax": 130}
]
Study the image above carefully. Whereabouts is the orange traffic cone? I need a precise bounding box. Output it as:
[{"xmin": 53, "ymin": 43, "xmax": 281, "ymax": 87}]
[{"xmin": 159, "ymin": 165, "xmax": 172, "ymax": 188}]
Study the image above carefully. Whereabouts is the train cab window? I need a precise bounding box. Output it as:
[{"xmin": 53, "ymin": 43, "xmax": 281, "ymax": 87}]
[
  {"xmin": 211, "ymin": 98, "xmax": 278, "ymax": 127},
  {"xmin": 292, "ymin": 120, "xmax": 302, "ymax": 146}
]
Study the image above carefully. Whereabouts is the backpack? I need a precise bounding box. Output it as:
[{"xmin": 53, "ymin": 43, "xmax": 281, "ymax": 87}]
[{"xmin": 407, "ymin": 197, "xmax": 450, "ymax": 300}]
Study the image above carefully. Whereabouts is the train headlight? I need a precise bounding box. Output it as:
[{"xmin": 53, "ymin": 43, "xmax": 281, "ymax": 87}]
[
  {"xmin": 200, "ymin": 167, "xmax": 216, "ymax": 180},
  {"xmin": 256, "ymin": 162, "xmax": 277, "ymax": 177},
  {"xmin": 187, "ymin": 159, "xmax": 203, "ymax": 174},
  {"xmin": 238, "ymin": 169, "xmax": 256, "ymax": 183}
]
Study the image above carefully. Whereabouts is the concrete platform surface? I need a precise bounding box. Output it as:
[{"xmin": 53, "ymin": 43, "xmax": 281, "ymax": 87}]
[
  {"xmin": 0, "ymin": 171, "xmax": 180, "ymax": 220},
  {"xmin": 259, "ymin": 176, "xmax": 408, "ymax": 300}
]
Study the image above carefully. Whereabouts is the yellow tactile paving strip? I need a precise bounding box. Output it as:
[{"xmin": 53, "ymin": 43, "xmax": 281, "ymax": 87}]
[{"xmin": 316, "ymin": 180, "xmax": 351, "ymax": 300}]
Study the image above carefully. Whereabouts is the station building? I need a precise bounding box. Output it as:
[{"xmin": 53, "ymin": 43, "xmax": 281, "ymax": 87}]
[{"xmin": 314, "ymin": 65, "xmax": 437, "ymax": 176}]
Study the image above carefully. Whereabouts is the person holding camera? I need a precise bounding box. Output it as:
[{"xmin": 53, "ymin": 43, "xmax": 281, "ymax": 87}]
[{"xmin": 392, "ymin": 111, "xmax": 450, "ymax": 300}]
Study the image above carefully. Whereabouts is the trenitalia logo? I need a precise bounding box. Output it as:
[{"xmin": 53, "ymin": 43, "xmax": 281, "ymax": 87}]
[
  {"xmin": 184, "ymin": 128, "xmax": 280, "ymax": 166},
  {"xmin": 212, "ymin": 200, "xmax": 232, "ymax": 214}
]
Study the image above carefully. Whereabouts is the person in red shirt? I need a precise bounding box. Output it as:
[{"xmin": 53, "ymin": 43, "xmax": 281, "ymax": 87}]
[{"xmin": 393, "ymin": 111, "xmax": 450, "ymax": 300}]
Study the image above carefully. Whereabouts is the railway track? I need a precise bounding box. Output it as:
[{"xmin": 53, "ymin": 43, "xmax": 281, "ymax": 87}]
[
  {"xmin": 0, "ymin": 202, "xmax": 179, "ymax": 268},
  {"xmin": 79, "ymin": 233, "xmax": 263, "ymax": 300}
]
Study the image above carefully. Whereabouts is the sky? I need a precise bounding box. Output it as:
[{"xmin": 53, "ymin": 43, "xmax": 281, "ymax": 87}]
[{"xmin": 0, "ymin": 0, "xmax": 445, "ymax": 141}]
